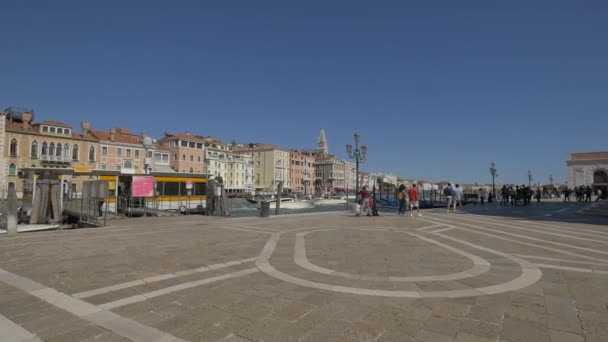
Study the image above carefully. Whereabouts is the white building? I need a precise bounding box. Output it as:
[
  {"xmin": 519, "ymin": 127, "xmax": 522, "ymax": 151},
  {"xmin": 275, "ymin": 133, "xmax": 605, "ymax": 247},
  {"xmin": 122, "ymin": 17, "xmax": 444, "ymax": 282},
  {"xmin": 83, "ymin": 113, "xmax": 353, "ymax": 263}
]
[
  {"xmin": 205, "ymin": 141, "xmax": 255, "ymax": 194},
  {"xmin": 567, "ymin": 152, "xmax": 608, "ymax": 194}
]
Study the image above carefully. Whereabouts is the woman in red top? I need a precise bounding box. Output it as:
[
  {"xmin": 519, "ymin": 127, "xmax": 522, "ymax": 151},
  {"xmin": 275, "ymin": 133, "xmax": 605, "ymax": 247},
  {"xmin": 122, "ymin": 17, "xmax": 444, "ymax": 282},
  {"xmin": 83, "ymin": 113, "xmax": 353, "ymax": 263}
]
[{"xmin": 408, "ymin": 184, "xmax": 421, "ymax": 217}]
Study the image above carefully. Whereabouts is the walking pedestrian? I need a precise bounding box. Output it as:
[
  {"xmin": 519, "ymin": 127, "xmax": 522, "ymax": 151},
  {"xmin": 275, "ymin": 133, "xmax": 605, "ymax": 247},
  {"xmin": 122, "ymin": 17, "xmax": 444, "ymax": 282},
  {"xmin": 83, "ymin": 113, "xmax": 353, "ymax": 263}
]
[
  {"xmin": 408, "ymin": 184, "xmax": 421, "ymax": 217},
  {"xmin": 444, "ymin": 184, "xmax": 454, "ymax": 213},
  {"xmin": 397, "ymin": 184, "xmax": 407, "ymax": 216},
  {"xmin": 453, "ymin": 184, "xmax": 464, "ymax": 212},
  {"xmin": 479, "ymin": 188, "xmax": 487, "ymax": 205},
  {"xmin": 358, "ymin": 186, "xmax": 372, "ymax": 216},
  {"xmin": 535, "ymin": 188, "xmax": 542, "ymax": 204}
]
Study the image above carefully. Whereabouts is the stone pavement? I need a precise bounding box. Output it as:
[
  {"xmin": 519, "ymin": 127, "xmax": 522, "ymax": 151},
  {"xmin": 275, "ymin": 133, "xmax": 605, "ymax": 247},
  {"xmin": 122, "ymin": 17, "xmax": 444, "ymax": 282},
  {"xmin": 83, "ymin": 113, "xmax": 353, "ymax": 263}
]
[{"xmin": 1, "ymin": 203, "xmax": 608, "ymax": 341}]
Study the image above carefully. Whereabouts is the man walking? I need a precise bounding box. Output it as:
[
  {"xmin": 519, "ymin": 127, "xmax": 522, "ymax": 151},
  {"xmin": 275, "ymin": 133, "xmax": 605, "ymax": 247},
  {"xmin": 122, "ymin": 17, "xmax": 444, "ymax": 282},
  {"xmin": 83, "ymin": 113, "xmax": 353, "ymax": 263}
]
[
  {"xmin": 479, "ymin": 188, "xmax": 487, "ymax": 205},
  {"xmin": 453, "ymin": 184, "xmax": 464, "ymax": 212},
  {"xmin": 444, "ymin": 184, "xmax": 454, "ymax": 213},
  {"xmin": 397, "ymin": 184, "xmax": 407, "ymax": 216},
  {"xmin": 408, "ymin": 184, "xmax": 421, "ymax": 217}
]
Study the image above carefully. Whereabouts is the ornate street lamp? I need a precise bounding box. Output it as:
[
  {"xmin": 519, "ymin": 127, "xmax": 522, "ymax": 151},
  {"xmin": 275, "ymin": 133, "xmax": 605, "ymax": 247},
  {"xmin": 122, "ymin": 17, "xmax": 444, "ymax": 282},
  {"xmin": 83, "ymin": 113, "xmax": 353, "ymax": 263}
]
[
  {"xmin": 528, "ymin": 170, "xmax": 533, "ymax": 187},
  {"xmin": 489, "ymin": 162, "xmax": 498, "ymax": 201},
  {"xmin": 346, "ymin": 132, "xmax": 367, "ymax": 198}
]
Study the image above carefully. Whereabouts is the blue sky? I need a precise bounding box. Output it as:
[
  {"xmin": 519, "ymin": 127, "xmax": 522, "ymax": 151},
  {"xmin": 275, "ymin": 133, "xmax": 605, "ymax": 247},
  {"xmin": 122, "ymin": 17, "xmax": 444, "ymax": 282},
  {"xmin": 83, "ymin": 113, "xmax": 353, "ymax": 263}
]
[{"xmin": 2, "ymin": 0, "xmax": 607, "ymax": 184}]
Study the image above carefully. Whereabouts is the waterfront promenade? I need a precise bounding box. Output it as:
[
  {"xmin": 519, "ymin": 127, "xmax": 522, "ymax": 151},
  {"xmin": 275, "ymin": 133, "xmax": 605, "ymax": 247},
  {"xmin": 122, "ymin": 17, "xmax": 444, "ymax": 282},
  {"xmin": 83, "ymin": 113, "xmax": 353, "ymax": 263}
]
[{"xmin": 1, "ymin": 203, "xmax": 608, "ymax": 341}]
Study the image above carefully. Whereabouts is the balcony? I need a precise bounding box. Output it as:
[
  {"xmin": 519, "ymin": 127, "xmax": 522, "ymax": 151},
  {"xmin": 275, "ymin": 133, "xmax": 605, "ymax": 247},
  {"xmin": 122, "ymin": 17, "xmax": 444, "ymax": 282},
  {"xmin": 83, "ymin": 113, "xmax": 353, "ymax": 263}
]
[{"xmin": 40, "ymin": 154, "xmax": 71, "ymax": 166}]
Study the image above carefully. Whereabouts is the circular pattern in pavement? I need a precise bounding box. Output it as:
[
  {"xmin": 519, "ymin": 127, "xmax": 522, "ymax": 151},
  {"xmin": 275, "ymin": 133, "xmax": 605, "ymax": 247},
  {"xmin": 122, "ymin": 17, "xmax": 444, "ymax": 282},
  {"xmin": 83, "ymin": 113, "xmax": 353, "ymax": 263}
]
[{"xmin": 256, "ymin": 227, "xmax": 543, "ymax": 298}]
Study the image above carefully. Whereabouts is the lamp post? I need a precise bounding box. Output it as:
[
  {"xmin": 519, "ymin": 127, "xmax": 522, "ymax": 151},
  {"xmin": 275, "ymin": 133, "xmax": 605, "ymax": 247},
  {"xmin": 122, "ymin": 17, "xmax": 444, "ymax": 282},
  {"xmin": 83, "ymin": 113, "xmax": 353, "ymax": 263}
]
[
  {"xmin": 346, "ymin": 132, "xmax": 367, "ymax": 197},
  {"xmin": 549, "ymin": 174, "xmax": 554, "ymax": 187},
  {"xmin": 489, "ymin": 162, "xmax": 498, "ymax": 201},
  {"xmin": 528, "ymin": 170, "xmax": 533, "ymax": 187},
  {"xmin": 142, "ymin": 137, "xmax": 153, "ymax": 175}
]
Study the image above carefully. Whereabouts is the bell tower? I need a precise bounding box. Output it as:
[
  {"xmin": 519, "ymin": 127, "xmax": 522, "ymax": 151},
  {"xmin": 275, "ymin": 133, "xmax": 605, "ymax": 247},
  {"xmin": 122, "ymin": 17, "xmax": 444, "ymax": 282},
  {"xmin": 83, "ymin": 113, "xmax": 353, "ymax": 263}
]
[{"xmin": 317, "ymin": 129, "xmax": 328, "ymax": 155}]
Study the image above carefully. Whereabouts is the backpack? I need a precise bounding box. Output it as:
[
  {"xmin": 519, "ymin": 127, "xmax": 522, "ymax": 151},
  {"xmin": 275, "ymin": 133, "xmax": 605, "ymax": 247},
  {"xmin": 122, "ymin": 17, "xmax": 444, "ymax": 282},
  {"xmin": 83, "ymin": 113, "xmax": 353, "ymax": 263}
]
[{"xmin": 397, "ymin": 191, "xmax": 404, "ymax": 201}]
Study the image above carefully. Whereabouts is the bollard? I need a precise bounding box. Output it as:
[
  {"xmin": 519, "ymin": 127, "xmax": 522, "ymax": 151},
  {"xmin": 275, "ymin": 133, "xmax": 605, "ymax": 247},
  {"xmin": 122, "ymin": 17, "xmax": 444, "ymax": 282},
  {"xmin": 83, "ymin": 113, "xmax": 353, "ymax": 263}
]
[
  {"xmin": 7, "ymin": 184, "xmax": 18, "ymax": 234},
  {"xmin": 260, "ymin": 201, "xmax": 270, "ymax": 217}
]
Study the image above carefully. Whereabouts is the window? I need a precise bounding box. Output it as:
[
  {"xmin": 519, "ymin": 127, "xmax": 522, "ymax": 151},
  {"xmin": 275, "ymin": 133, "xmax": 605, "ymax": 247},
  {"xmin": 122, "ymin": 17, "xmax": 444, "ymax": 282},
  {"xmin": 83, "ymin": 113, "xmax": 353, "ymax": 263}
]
[
  {"xmin": 162, "ymin": 154, "xmax": 168, "ymax": 162},
  {"xmin": 89, "ymin": 146, "xmax": 95, "ymax": 161},
  {"xmin": 134, "ymin": 149, "xmax": 140, "ymax": 157},
  {"xmin": 8, "ymin": 163, "xmax": 16, "ymax": 176},
  {"xmin": 198, "ymin": 156, "xmax": 201, "ymax": 162},
  {"xmin": 57, "ymin": 128, "xmax": 63, "ymax": 134},
  {"xmin": 182, "ymin": 154, "xmax": 186, "ymax": 161},
  {"xmin": 189, "ymin": 142, "xmax": 195, "ymax": 148},
  {"xmin": 116, "ymin": 165, "xmax": 122, "ymax": 171},
  {"xmin": 190, "ymin": 155, "xmax": 194, "ymax": 161},
  {"xmin": 189, "ymin": 167, "xmax": 194, "ymax": 173},
  {"xmin": 196, "ymin": 143, "xmax": 203, "ymax": 149},
  {"xmin": 181, "ymin": 140, "xmax": 188, "ymax": 147},
  {"xmin": 56, "ymin": 143, "xmax": 62, "ymax": 157},
  {"xmin": 174, "ymin": 154, "xmax": 177, "ymax": 161},
  {"xmin": 9, "ymin": 139, "xmax": 17, "ymax": 156},
  {"xmin": 63, "ymin": 144, "xmax": 68, "ymax": 158},
  {"xmin": 49, "ymin": 143, "xmax": 55, "ymax": 156},
  {"xmin": 124, "ymin": 160, "xmax": 133, "ymax": 168},
  {"xmin": 50, "ymin": 127, "xmax": 56, "ymax": 133},
  {"xmin": 147, "ymin": 150, "xmax": 152, "ymax": 158},
  {"xmin": 117, "ymin": 148, "xmax": 122, "ymax": 156},
  {"xmin": 72, "ymin": 145, "xmax": 79, "ymax": 160},
  {"xmin": 42, "ymin": 126, "xmax": 49, "ymax": 132},
  {"xmin": 102, "ymin": 146, "xmax": 107, "ymax": 155},
  {"xmin": 42, "ymin": 142, "xmax": 48, "ymax": 156},
  {"xmin": 31, "ymin": 141, "xmax": 38, "ymax": 157},
  {"xmin": 101, "ymin": 164, "xmax": 107, "ymax": 170},
  {"xmin": 126, "ymin": 149, "xmax": 131, "ymax": 157},
  {"xmin": 65, "ymin": 129, "xmax": 70, "ymax": 135}
]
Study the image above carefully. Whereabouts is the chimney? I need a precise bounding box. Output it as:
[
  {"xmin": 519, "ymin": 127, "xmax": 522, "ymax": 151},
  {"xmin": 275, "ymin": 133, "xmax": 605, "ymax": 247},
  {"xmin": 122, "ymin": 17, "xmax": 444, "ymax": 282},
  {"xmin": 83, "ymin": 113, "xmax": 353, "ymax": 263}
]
[
  {"xmin": 22, "ymin": 112, "xmax": 32, "ymax": 130},
  {"xmin": 81, "ymin": 122, "xmax": 90, "ymax": 136},
  {"xmin": 110, "ymin": 128, "xmax": 117, "ymax": 142}
]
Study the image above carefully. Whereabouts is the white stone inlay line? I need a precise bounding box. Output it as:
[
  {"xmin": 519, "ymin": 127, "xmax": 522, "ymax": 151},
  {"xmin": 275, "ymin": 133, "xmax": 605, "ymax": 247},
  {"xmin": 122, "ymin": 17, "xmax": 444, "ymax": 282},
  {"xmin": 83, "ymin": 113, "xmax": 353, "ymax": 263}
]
[
  {"xmin": 474, "ymin": 216, "xmax": 608, "ymax": 239},
  {"xmin": 416, "ymin": 224, "xmax": 444, "ymax": 231},
  {"xmin": 534, "ymin": 263, "xmax": 608, "ymax": 275},
  {"xmin": 73, "ymin": 257, "xmax": 256, "ymax": 299},
  {"xmin": 514, "ymin": 254, "xmax": 608, "ymax": 266},
  {"xmin": 454, "ymin": 215, "xmax": 608, "ymax": 244},
  {"xmin": 421, "ymin": 216, "xmax": 608, "ymax": 263},
  {"xmin": 294, "ymin": 229, "xmax": 490, "ymax": 282},
  {"xmin": 99, "ymin": 267, "xmax": 259, "ymax": 310},
  {"xmin": 257, "ymin": 227, "xmax": 542, "ymax": 298},
  {"xmin": 0, "ymin": 313, "xmax": 42, "ymax": 342},
  {"xmin": 0, "ymin": 268, "xmax": 187, "ymax": 342}
]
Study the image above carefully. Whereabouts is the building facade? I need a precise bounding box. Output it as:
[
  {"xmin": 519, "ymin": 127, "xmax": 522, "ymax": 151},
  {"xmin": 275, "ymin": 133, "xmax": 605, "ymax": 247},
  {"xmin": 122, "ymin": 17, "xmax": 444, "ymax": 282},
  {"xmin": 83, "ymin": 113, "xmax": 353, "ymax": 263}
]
[
  {"xmin": 290, "ymin": 150, "xmax": 316, "ymax": 195},
  {"xmin": 244, "ymin": 144, "xmax": 290, "ymax": 194},
  {"xmin": 3, "ymin": 112, "xmax": 100, "ymax": 198},
  {"xmin": 567, "ymin": 152, "xmax": 608, "ymax": 194},
  {"xmin": 0, "ymin": 112, "xmax": 6, "ymax": 198},
  {"xmin": 158, "ymin": 133, "xmax": 207, "ymax": 174},
  {"xmin": 82, "ymin": 124, "xmax": 166, "ymax": 174},
  {"xmin": 205, "ymin": 140, "xmax": 253, "ymax": 194},
  {"xmin": 314, "ymin": 154, "xmax": 348, "ymax": 194}
]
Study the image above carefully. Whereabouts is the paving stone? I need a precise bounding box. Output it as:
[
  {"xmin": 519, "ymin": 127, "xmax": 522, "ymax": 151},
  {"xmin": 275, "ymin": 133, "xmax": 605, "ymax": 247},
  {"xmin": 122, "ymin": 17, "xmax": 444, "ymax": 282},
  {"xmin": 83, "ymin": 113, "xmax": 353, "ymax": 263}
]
[
  {"xmin": 422, "ymin": 315, "xmax": 462, "ymax": 336},
  {"xmin": 1, "ymin": 211, "xmax": 608, "ymax": 341},
  {"xmin": 501, "ymin": 317, "xmax": 550, "ymax": 342},
  {"xmin": 459, "ymin": 318, "xmax": 500, "ymax": 339},
  {"xmin": 415, "ymin": 329, "xmax": 454, "ymax": 342},
  {"xmin": 547, "ymin": 329, "xmax": 584, "ymax": 342},
  {"xmin": 454, "ymin": 332, "xmax": 496, "ymax": 342}
]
